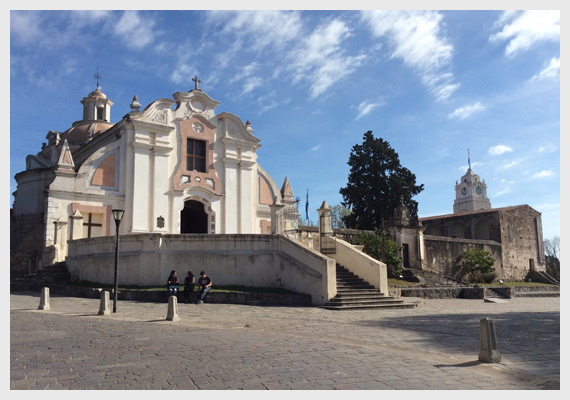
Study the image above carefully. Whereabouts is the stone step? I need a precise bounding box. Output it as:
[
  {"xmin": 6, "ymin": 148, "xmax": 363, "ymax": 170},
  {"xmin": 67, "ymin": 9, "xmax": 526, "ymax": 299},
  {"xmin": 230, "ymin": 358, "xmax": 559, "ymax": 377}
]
[
  {"xmin": 324, "ymin": 298, "xmax": 404, "ymax": 306},
  {"xmin": 320, "ymin": 302, "xmax": 417, "ymax": 311},
  {"xmin": 515, "ymin": 291, "xmax": 560, "ymax": 298}
]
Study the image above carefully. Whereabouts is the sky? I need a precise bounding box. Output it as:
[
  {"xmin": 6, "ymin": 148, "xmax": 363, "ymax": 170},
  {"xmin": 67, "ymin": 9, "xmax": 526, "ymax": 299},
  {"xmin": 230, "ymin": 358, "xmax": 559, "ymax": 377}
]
[{"xmin": 8, "ymin": 7, "xmax": 561, "ymax": 241}]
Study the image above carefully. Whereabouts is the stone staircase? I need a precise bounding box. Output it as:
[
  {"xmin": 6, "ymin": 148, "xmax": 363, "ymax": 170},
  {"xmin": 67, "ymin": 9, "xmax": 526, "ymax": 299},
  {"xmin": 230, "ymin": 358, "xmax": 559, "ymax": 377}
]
[
  {"xmin": 11, "ymin": 262, "xmax": 71, "ymax": 287},
  {"xmin": 321, "ymin": 264, "xmax": 418, "ymax": 310}
]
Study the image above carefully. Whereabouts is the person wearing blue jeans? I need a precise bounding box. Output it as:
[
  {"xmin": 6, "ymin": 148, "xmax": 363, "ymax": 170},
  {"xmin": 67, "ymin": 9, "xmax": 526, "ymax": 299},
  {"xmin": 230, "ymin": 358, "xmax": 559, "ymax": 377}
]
[
  {"xmin": 196, "ymin": 271, "xmax": 212, "ymax": 304},
  {"xmin": 167, "ymin": 270, "xmax": 179, "ymax": 297}
]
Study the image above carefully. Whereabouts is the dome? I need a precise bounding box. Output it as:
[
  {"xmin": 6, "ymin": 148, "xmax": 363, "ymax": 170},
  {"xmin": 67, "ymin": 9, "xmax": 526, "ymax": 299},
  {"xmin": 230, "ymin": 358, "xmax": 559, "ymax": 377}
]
[
  {"xmin": 63, "ymin": 120, "xmax": 114, "ymax": 146},
  {"xmin": 88, "ymin": 87, "xmax": 107, "ymax": 99}
]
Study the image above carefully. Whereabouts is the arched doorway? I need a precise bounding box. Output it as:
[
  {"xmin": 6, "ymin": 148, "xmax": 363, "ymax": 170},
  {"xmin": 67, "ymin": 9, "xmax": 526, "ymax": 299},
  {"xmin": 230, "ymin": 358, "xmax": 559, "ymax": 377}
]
[{"xmin": 181, "ymin": 200, "xmax": 208, "ymax": 233}]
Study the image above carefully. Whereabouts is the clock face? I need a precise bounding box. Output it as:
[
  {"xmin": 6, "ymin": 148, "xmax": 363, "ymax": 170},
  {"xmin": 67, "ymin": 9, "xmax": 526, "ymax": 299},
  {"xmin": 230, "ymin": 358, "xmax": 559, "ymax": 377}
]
[
  {"xmin": 461, "ymin": 187, "xmax": 467, "ymax": 196},
  {"xmin": 475, "ymin": 185, "xmax": 482, "ymax": 195}
]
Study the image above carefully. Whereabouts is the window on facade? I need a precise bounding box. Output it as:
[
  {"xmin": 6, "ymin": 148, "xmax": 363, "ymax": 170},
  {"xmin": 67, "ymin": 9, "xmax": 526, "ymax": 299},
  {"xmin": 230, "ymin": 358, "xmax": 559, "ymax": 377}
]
[
  {"xmin": 83, "ymin": 213, "xmax": 104, "ymax": 238},
  {"xmin": 187, "ymin": 139, "xmax": 207, "ymax": 172},
  {"xmin": 96, "ymin": 107, "xmax": 104, "ymax": 121}
]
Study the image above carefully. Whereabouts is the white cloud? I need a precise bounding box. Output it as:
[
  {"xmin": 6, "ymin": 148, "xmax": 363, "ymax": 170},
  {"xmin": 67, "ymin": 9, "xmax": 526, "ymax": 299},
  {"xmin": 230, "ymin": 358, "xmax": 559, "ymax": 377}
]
[
  {"xmin": 171, "ymin": 63, "xmax": 197, "ymax": 86},
  {"xmin": 311, "ymin": 144, "xmax": 322, "ymax": 152},
  {"xmin": 448, "ymin": 102, "xmax": 485, "ymax": 119},
  {"xmin": 290, "ymin": 19, "xmax": 366, "ymax": 99},
  {"xmin": 530, "ymin": 57, "xmax": 560, "ymax": 82},
  {"xmin": 209, "ymin": 11, "xmax": 302, "ymax": 52},
  {"xmin": 532, "ymin": 170, "xmax": 555, "ymax": 178},
  {"xmin": 502, "ymin": 160, "xmax": 520, "ymax": 169},
  {"xmin": 488, "ymin": 145, "xmax": 513, "ymax": 155},
  {"xmin": 242, "ymin": 77, "xmax": 263, "ymax": 94},
  {"xmin": 356, "ymin": 99, "xmax": 385, "ymax": 119},
  {"xmin": 114, "ymin": 11, "xmax": 158, "ymax": 49},
  {"xmin": 494, "ymin": 188, "xmax": 511, "ymax": 197},
  {"xmin": 361, "ymin": 10, "xmax": 458, "ymax": 101},
  {"xmin": 490, "ymin": 11, "xmax": 560, "ymax": 57},
  {"xmin": 10, "ymin": 12, "xmax": 45, "ymax": 43},
  {"xmin": 538, "ymin": 143, "xmax": 558, "ymax": 153}
]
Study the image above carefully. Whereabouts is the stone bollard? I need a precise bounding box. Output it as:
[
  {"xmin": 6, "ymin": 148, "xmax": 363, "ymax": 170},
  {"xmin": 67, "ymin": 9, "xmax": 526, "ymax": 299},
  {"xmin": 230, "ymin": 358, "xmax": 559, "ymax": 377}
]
[
  {"xmin": 38, "ymin": 287, "xmax": 50, "ymax": 310},
  {"xmin": 479, "ymin": 317, "xmax": 501, "ymax": 363},
  {"xmin": 98, "ymin": 291, "xmax": 111, "ymax": 315},
  {"xmin": 166, "ymin": 295, "xmax": 180, "ymax": 321}
]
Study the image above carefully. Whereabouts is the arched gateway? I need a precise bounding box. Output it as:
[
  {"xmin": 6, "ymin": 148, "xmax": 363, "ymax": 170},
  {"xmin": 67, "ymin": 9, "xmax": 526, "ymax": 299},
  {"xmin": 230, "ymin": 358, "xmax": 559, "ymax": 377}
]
[{"xmin": 181, "ymin": 200, "xmax": 208, "ymax": 234}]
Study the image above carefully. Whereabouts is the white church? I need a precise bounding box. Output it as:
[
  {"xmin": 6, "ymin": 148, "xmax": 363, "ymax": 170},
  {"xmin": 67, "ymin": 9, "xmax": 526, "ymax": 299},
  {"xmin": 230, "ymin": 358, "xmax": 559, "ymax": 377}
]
[{"xmin": 11, "ymin": 80, "xmax": 388, "ymax": 306}]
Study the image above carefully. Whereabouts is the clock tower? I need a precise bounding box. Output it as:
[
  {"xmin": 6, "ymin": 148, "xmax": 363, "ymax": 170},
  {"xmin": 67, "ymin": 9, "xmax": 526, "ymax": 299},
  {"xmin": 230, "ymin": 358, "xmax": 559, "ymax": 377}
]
[{"xmin": 453, "ymin": 152, "xmax": 491, "ymax": 214}]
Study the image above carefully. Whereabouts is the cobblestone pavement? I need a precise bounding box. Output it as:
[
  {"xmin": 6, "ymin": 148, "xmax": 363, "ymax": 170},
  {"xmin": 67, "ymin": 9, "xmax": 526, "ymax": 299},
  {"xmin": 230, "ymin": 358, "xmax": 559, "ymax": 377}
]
[{"xmin": 10, "ymin": 292, "xmax": 560, "ymax": 390}]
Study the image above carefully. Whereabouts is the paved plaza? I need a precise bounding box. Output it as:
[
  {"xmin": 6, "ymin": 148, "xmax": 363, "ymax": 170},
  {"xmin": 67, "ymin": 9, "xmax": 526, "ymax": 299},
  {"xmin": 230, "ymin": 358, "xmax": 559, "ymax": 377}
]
[{"xmin": 10, "ymin": 291, "xmax": 560, "ymax": 390}]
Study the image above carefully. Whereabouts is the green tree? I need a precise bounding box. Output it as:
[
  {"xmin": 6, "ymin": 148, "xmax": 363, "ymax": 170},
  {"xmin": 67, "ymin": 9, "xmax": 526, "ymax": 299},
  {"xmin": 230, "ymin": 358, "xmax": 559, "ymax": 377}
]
[
  {"xmin": 544, "ymin": 236, "xmax": 560, "ymax": 281},
  {"xmin": 353, "ymin": 230, "xmax": 403, "ymax": 277},
  {"xmin": 339, "ymin": 131, "xmax": 424, "ymax": 230},
  {"xmin": 457, "ymin": 248, "xmax": 495, "ymax": 283},
  {"xmin": 330, "ymin": 204, "xmax": 352, "ymax": 229}
]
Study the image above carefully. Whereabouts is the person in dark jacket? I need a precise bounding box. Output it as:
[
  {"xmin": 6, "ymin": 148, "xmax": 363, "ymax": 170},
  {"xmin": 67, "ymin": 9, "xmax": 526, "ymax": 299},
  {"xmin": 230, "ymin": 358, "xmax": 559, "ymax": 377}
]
[
  {"xmin": 183, "ymin": 271, "xmax": 195, "ymax": 303},
  {"xmin": 196, "ymin": 271, "xmax": 212, "ymax": 304},
  {"xmin": 167, "ymin": 270, "xmax": 180, "ymax": 296}
]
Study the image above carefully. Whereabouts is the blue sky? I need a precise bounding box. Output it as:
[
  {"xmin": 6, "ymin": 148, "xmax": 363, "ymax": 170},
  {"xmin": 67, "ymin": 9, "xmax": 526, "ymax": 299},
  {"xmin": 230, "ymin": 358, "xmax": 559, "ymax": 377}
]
[{"xmin": 9, "ymin": 8, "xmax": 560, "ymax": 240}]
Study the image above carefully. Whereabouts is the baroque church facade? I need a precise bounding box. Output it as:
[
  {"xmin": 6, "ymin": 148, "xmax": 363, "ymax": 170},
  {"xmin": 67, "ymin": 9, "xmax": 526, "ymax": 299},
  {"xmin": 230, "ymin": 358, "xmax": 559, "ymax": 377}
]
[{"xmin": 11, "ymin": 81, "xmax": 298, "ymax": 270}]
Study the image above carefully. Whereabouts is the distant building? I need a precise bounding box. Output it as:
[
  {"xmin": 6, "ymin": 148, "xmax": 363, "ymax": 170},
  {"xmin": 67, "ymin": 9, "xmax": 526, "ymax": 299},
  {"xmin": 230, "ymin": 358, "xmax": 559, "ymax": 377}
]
[{"xmin": 390, "ymin": 165, "xmax": 547, "ymax": 281}]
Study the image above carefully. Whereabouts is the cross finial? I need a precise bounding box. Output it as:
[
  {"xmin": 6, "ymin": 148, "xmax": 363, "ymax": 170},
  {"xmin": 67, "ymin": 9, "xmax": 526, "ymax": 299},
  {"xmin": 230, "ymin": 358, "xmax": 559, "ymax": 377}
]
[
  {"xmin": 192, "ymin": 76, "xmax": 201, "ymax": 91},
  {"xmin": 468, "ymin": 148, "xmax": 471, "ymax": 170},
  {"xmin": 94, "ymin": 67, "xmax": 102, "ymax": 88}
]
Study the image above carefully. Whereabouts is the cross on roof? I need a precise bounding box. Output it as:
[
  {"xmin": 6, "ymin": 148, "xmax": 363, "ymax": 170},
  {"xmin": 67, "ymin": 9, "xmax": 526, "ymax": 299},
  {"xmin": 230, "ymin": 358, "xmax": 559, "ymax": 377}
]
[
  {"xmin": 94, "ymin": 67, "xmax": 102, "ymax": 87},
  {"xmin": 192, "ymin": 76, "xmax": 201, "ymax": 90}
]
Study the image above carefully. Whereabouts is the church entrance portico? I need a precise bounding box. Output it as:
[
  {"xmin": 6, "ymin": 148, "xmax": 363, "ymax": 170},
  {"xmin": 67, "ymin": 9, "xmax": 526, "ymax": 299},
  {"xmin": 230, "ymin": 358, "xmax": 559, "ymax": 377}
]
[{"xmin": 180, "ymin": 200, "xmax": 209, "ymax": 234}]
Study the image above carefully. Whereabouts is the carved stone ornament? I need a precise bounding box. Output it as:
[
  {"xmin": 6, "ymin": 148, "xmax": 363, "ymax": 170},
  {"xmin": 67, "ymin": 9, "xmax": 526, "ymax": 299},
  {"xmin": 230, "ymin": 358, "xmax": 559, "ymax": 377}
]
[
  {"xmin": 151, "ymin": 110, "xmax": 168, "ymax": 125},
  {"xmin": 192, "ymin": 122, "xmax": 204, "ymax": 132},
  {"xmin": 191, "ymin": 99, "xmax": 205, "ymax": 111},
  {"xmin": 227, "ymin": 123, "xmax": 240, "ymax": 139}
]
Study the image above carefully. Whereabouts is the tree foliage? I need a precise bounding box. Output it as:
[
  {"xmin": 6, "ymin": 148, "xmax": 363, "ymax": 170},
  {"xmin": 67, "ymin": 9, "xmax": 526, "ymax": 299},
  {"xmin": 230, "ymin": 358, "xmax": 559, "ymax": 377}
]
[
  {"xmin": 339, "ymin": 131, "xmax": 424, "ymax": 230},
  {"xmin": 353, "ymin": 230, "xmax": 403, "ymax": 277},
  {"xmin": 457, "ymin": 247, "xmax": 495, "ymax": 283},
  {"xmin": 544, "ymin": 236, "xmax": 560, "ymax": 281},
  {"xmin": 330, "ymin": 204, "xmax": 352, "ymax": 229}
]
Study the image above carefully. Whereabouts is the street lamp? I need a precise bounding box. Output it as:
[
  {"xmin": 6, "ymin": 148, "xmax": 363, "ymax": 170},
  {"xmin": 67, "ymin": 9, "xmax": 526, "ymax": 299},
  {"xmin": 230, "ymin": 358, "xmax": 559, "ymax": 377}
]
[{"xmin": 112, "ymin": 209, "xmax": 125, "ymax": 313}]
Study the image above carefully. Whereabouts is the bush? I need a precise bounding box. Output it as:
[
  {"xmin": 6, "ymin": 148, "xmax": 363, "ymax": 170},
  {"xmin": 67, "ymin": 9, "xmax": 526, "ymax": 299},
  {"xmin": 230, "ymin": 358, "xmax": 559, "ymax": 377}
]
[
  {"xmin": 353, "ymin": 230, "xmax": 403, "ymax": 276},
  {"xmin": 480, "ymin": 272, "xmax": 497, "ymax": 284},
  {"xmin": 457, "ymin": 247, "xmax": 495, "ymax": 283}
]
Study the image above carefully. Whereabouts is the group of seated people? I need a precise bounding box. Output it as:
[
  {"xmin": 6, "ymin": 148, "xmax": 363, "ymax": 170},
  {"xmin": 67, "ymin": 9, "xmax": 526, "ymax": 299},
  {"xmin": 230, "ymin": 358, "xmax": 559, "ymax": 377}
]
[{"xmin": 167, "ymin": 270, "xmax": 212, "ymax": 304}]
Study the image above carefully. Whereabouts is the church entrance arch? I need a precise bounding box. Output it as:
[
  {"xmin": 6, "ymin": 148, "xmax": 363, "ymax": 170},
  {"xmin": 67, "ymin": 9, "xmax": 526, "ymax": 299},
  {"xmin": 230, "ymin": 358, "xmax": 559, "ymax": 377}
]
[{"xmin": 180, "ymin": 200, "xmax": 208, "ymax": 234}]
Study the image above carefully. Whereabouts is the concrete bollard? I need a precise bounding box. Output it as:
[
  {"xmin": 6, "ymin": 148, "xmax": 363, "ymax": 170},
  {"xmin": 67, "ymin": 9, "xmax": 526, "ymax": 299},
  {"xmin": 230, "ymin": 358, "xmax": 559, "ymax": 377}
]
[
  {"xmin": 479, "ymin": 317, "xmax": 501, "ymax": 363},
  {"xmin": 166, "ymin": 295, "xmax": 180, "ymax": 321},
  {"xmin": 38, "ymin": 287, "xmax": 50, "ymax": 310},
  {"xmin": 98, "ymin": 291, "xmax": 111, "ymax": 315}
]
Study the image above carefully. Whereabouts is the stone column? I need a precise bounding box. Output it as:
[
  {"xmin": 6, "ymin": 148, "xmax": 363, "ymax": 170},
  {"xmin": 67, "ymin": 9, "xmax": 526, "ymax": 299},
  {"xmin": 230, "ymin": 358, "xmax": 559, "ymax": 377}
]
[
  {"xmin": 53, "ymin": 218, "xmax": 68, "ymax": 263},
  {"xmin": 38, "ymin": 287, "xmax": 50, "ymax": 310},
  {"xmin": 239, "ymin": 159, "xmax": 256, "ymax": 234},
  {"xmin": 69, "ymin": 210, "xmax": 84, "ymax": 240},
  {"xmin": 317, "ymin": 201, "xmax": 333, "ymax": 253},
  {"xmin": 166, "ymin": 296, "xmax": 179, "ymax": 321},
  {"xmin": 270, "ymin": 197, "xmax": 285, "ymax": 235},
  {"xmin": 131, "ymin": 142, "xmax": 152, "ymax": 232},
  {"xmin": 152, "ymin": 146, "xmax": 171, "ymax": 232},
  {"xmin": 479, "ymin": 317, "xmax": 501, "ymax": 363},
  {"xmin": 223, "ymin": 157, "xmax": 239, "ymax": 233},
  {"xmin": 98, "ymin": 291, "xmax": 111, "ymax": 315}
]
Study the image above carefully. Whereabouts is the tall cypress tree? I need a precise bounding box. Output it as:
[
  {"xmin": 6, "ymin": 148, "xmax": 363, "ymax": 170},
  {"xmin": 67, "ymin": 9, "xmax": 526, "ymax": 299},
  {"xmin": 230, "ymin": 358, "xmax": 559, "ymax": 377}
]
[{"xmin": 339, "ymin": 131, "xmax": 424, "ymax": 230}]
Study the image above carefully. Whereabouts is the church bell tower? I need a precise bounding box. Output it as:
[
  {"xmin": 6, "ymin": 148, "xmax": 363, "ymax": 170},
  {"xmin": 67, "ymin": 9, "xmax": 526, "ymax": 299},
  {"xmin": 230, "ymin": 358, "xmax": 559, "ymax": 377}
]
[{"xmin": 453, "ymin": 150, "xmax": 491, "ymax": 214}]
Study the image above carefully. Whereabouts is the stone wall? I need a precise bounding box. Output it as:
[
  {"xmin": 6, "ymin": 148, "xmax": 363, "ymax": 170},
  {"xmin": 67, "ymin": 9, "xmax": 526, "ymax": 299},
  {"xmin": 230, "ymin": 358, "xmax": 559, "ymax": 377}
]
[
  {"xmin": 498, "ymin": 206, "xmax": 546, "ymax": 280},
  {"xmin": 66, "ymin": 233, "xmax": 337, "ymax": 306},
  {"xmin": 423, "ymin": 235, "xmax": 503, "ymax": 279}
]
